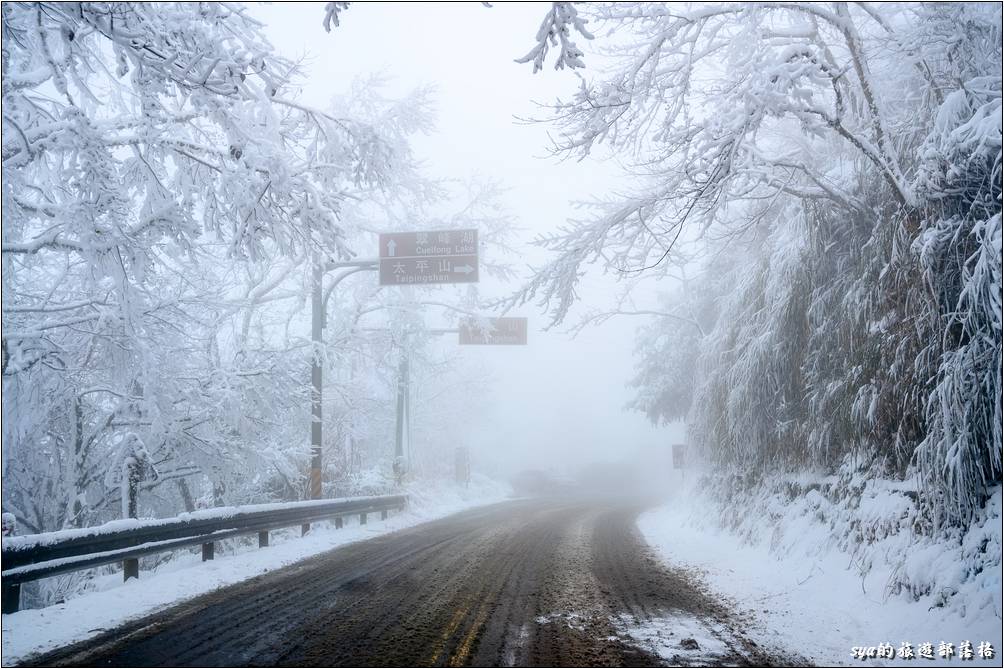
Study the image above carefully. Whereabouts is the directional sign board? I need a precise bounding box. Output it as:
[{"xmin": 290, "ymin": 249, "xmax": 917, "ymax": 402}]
[
  {"xmin": 379, "ymin": 229, "xmax": 478, "ymax": 286},
  {"xmin": 672, "ymin": 444, "xmax": 686, "ymax": 469},
  {"xmin": 458, "ymin": 317, "xmax": 528, "ymax": 345}
]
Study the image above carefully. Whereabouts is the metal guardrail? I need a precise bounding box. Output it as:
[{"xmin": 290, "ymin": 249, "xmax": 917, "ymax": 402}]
[{"xmin": 0, "ymin": 494, "xmax": 407, "ymax": 614}]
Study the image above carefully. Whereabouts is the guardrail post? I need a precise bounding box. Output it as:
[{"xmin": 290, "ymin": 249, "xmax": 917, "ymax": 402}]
[
  {"xmin": 1, "ymin": 513, "xmax": 19, "ymax": 612},
  {"xmin": 202, "ymin": 542, "xmax": 214, "ymax": 561},
  {"xmin": 301, "ymin": 523, "xmax": 310, "ymax": 536},
  {"xmin": 1, "ymin": 583, "xmax": 20, "ymax": 614},
  {"xmin": 381, "ymin": 509, "xmax": 388, "ymax": 520},
  {"xmin": 335, "ymin": 517, "xmax": 343, "ymax": 529},
  {"xmin": 360, "ymin": 512, "xmax": 367, "ymax": 525},
  {"xmin": 258, "ymin": 531, "xmax": 269, "ymax": 547},
  {"xmin": 122, "ymin": 456, "xmax": 142, "ymax": 581}
]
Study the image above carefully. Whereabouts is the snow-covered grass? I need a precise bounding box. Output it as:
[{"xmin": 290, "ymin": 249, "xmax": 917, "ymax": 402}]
[
  {"xmin": 638, "ymin": 471, "xmax": 1002, "ymax": 667},
  {"xmin": 0, "ymin": 476, "xmax": 510, "ymax": 665}
]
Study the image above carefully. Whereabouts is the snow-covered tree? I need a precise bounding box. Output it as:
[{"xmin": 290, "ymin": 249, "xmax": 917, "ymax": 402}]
[
  {"xmin": 512, "ymin": 2, "xmax": 1001, "ymax": 528},
  {"xmin": 0, "ymin": 3, "xmax": 436, "ymax": 532}
]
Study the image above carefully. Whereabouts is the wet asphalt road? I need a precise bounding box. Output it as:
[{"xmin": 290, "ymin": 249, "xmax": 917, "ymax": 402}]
[{"xmin": 22, "ymin": 498, "xmax": 805, "ymax": 667}]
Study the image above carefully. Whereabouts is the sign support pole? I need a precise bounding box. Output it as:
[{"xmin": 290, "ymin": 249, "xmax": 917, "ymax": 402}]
[
  {"xmin": 308, "ymin": 258, "xmax": 378, "ymax": 500},
  {"xmin": 310, "ymin": 257, "xmax": 324, "ymax": 500},
  {"xmin": 394, "ymin": 351, "xmax": 409, "ymax": 485}
]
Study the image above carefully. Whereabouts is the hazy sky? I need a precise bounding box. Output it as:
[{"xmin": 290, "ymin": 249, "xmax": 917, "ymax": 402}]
[{"xmin": 253, "ymin": 2, "xmax": 685, "ymax": 477}]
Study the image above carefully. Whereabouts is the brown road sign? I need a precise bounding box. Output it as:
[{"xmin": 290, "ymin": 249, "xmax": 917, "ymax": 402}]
[
  {"xmin": 459, "ymin": 317, "xmax": 528, "ymax": 345},
  {"xmin": 672, "ymin": 444, "xmax": 686, "ymax": 469},
  {"xmin": 379, "ymin": 229, "xmax": 478, "ymax": 286}
]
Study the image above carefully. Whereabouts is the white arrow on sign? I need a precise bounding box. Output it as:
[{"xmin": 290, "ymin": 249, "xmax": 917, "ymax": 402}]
[
  {"xmin": 453, "ymin": 264, "xmax": 475, "ymax": 275},
  {"xmin": 386, "ymin": 239, "xmax": 397, "ymax": 257}
]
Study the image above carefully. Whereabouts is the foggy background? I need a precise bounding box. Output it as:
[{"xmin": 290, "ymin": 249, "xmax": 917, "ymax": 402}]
[
  {"xmin": 252, "ymin": 1, "xmax": 686, "ymax": 479},
  {"xmin": 4, "ymin": 4, "xmax": 998, "ymax": 659}
]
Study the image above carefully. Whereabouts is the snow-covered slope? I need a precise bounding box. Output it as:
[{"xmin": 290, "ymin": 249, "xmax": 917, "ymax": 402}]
[{"xmin": 638, "ymin": 471, "xmax": 1002, "ymax": 666}]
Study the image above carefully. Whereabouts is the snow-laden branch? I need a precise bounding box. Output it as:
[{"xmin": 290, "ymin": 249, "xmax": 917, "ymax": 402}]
[
  {"xmin": 508, "ymin": 2, "xmax": 947, "ymax": 327},
  {"xmin": 517, "ymin": 2, "xmax": 594, "ymax": 73}
]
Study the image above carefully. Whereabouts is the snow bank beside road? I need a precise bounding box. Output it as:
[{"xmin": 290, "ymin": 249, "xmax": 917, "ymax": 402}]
[
  {"xmin": 637, "ymin": 476, "xmax": 1002, "ymax": 667},
  {"xmin": 1, "ymin": 477, "xmax": 510, "ymax": 665}
]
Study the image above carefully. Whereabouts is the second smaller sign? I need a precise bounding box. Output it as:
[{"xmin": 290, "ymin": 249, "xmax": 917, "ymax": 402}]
[
  {"xmin": 458, "ymin": 317, "xmax": 528, "ymax": 345},
  {"xmin": 672, "ymin": 444, "xmax": 686, "ymax": 469}
]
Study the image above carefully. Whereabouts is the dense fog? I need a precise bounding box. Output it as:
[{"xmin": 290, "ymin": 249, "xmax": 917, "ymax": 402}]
[{"xmin": 1, "ymin": 5, "xmax": 999, "ymax": 653}]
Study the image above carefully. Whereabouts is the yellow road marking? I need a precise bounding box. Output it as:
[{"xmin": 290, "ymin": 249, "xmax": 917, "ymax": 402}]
[
  {"xmin": 448, "ymin": 599, "xmax": 491, "ymax": 667},
  {"xmin": 424, "ymin": 604, "xmax": 470, "ymax": 666}
]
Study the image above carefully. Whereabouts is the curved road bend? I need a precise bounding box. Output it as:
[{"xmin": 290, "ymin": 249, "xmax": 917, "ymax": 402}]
[{"xmin": 22, "ymin": 498, "xmax": 806, "ymax": 667}]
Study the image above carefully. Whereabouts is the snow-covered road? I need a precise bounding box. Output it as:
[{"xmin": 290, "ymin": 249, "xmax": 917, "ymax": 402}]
[
  {"xmin": 9, "ymin": 497, "xmax": 805, "ymax": 667},
  {"xmin": 1, "ymin": 480, "xmax": 509, "ymax": 665}
]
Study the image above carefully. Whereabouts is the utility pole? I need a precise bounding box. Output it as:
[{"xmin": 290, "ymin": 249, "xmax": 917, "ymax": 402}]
[
  {"xmin": 361, "ymin": 328, "xmax": 462, "ymax": 487},
  {"xmin": 309, "ymin": 257, "xmax": 378, "ymax": 500},
  {"xmin": 310, "ymin": 256, "xmax": 323, "ymax": 500}
]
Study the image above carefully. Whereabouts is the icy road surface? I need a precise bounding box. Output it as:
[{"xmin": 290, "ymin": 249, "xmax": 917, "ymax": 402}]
[{"xmin": 19, "ymin": 499, "xmax": 806, "ymax": 667}]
